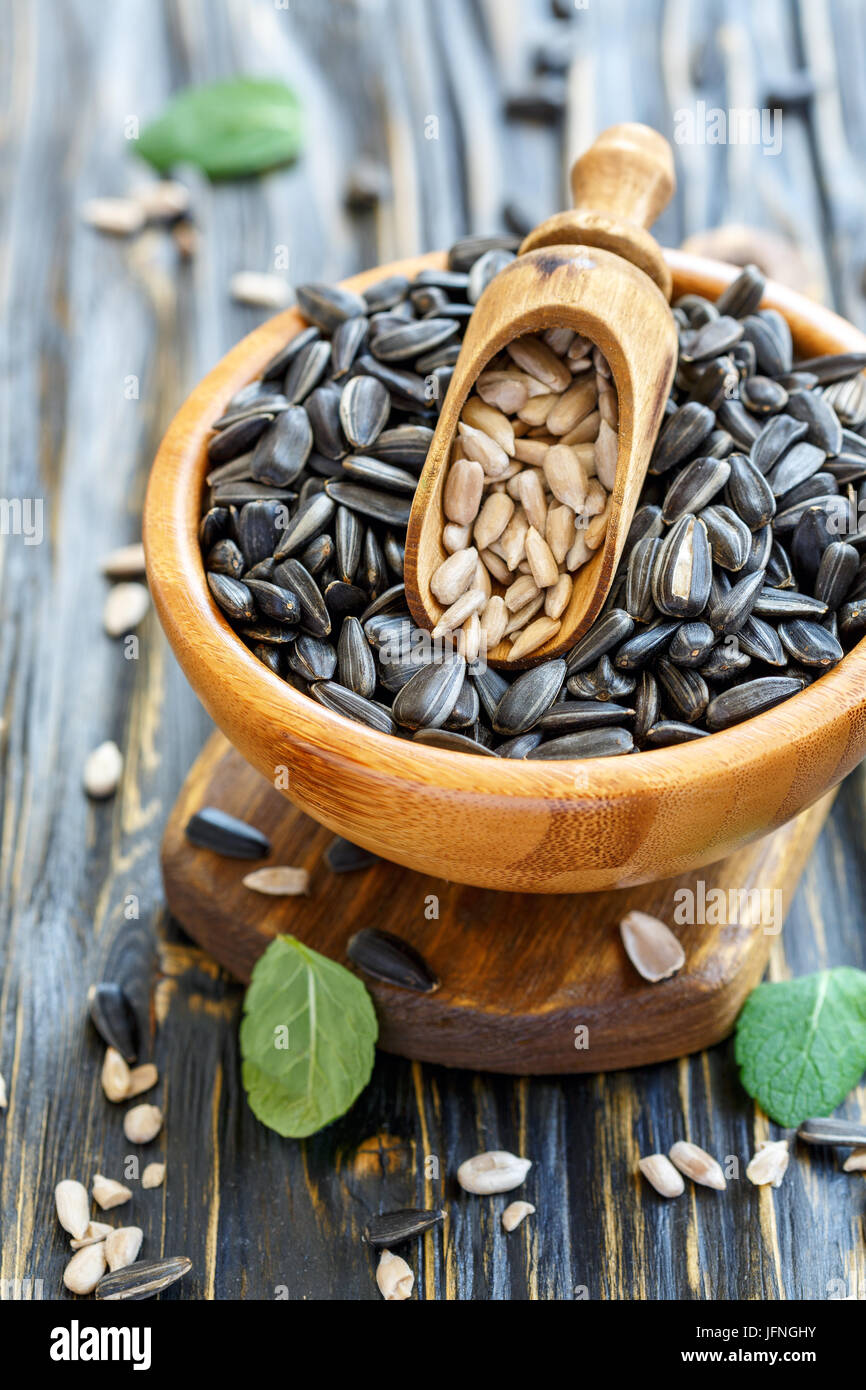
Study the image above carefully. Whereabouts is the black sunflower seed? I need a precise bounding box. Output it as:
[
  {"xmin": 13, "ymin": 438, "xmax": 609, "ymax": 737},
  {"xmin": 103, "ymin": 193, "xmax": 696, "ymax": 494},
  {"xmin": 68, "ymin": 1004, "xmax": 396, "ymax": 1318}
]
[
  {"xmin": 667, "ymin": 621, "xmax": 716, "ymax": 666},
  {"xmin": 325, "ymin": 580, "xmax": 370, "ymax": 622},
  {"xmin": 206, "ymin": 538, "xmax": 245, "ymax": 577},
  {"xmin": 413, "ymin": 727, "xmax": 498, "ymax": 755},
  {"xmin": 393, "ymin": 652, "xmax": 466, "ymax": 730},
  {"xmin": 700, "ymin": 505, "xmax": 751, "ymax": 571},
  {"xmin": 725, "ymin": 454, "xmax": 776, "ymax": 529},
  {"xmin": 656, "ymin": 659, "xmax": 709, "ymax": 722},
  {"xmin": 95, "ymin": 1256, "xmax": 192, "ymax": 1302},
  {"xmin": 273, "ymin": 492, "xmax": 336, "ymax": 561},
  {"xmin": 324, "ymin": 479, "xmax": 413, "ymax": 526},
  {"xmin": 207, "ymin": 572, "xmax": 256, "ymax": 622},
  {"xmin": 750, "ymin": 414, "xmax": 808, "ymax": 474},
  {"xmin": 261, "ymin": 326, "xmax": 320, "ymax": 381},
  {"xmin": 347, "ymin": 928, "xmax": 440, "ymax": 993},
  {"xmin": 311, "ymin": 680, "xmax": 397, "ymax": 735},
  {"xmin": 246, "ymin": 579, "xmax": 301, "ymax": 624},
  {"xmin": 661, "ymin": 456, "xmax": 731, "ymax": 522},
  {"xmin": 185, "ymin": 807, "xmax": 271, "ymax": 859},
  {"xmin": 339, "ymin": 374, "xmax": 390, "ymax": 449},
  {"xmin": 633, "ymin": 670, "xmax": 661, "ymax": 741},
  {"xmin": 207, "ymin": 413, "xmax": 274, "ymax": 463},
  {"xmin": 324, "ymin": 836, "xmax": 380, "ymax": 873},
  {"xmin": 354, "ymin": 355, "xmax": 430, "ymax": 409},
  {"xmin": 341, "ymin": 455, "xmax": 418, "ymax": 495},
  {"xmin": 372, "ymin": 425, "xmax": 434, "ymax": 466},
  {"xmin": 526, "ymin": 727, "xmax": 634, "ymax": 759},
  {"xmin": 614, "ymin": 618, "xmax": 678, "ymax": 670},
  {"xmin": 767, "ymin": 440, "xmax": 826, "ymax": 497},
  {"xmin": 565, "ymin": 608, "xmax": 634, "ymax": 673},
  {"xmin": 737, "ymin": 615, "xmax": 787, "ymax": 666},
  {"xmin": 496, "ymin": 730, "xmax": 544, "ymax": 757},
  {"xmin": 707, "ymin": 567, "xmax": 765, "ymax": 635},
  {"xmin": 786, "ymin": 388, "xmax": 843, "ymax": 456},
  {"xmin": 652, "ymin": 514, "xmax": 713, "ymax": 615},
  {"xmin": 643, "ymin": 720, "xmax": 711, "ymax": 746},
  {"xmin": 739, "ymin": 375, "xmax": 788, "ymax": 415},
  {"xmin": 538, "ymin": 699, "xmax": 634, "ymax": 732},
  {"xmin": 284, "ymin": 338, "xmax": 333, "ymax": 405},
  {"xmin": 714, "ymin": 264, "xmax": 765, "ymax": 319},
  {"xmin": 363, "ymin": 1208, "xmax": 446, "ymax": 1246},
  {"xmin": 698, "ymin": 644, "xmax": 751, "ymax": 681},
  {"xmin": 334, "ymin": 505, "xmax": 363, "ymax": 585},
  {"xmin": 792, "ymin": 351, "xmax": 866, "ymax": 383},
  {"xmin": 296, "ymin": 282, "xmax": 367, "ymax": 332},
  {"xmin": 250, "ymin": 406, "xmax": 313, "ymax": 485},
  {"xmin": 288, "ymin": 634, "xmax": 337, "ymax": 682},
  {"xmin": 778, "ymin": 619, "xmax": 843, "ymax": 667},
  {"xmin": 492, "ymin": 660, "xmax": 566, "ymax": 735},
  {"xmin": 716, "ymin": 397, "xmax": 762, "ymax": 447},
  {"xmin": 299, "ymin": 533, "xmax": 334, "ymax": 575},
  {"xmin": 88, "ymin": 982, "xmax": 139, "ymax": 1063},
  {"xmin": 305, "ymin": 385, "xmax": 346, "ymax": 460},
  {"xmin": 649, "ymin": 402, "xmax": 716, "ymax": 474},
  {"xmin": 337, "ymin": 616, "xmax": 377, "ymax": 696},
  {"xmin": 568, "ymin": 654, "xmax": 636, "ymax": 701},
  {"xmin": 273, "ymin": 558, "xmax": 330, "ymax": 637},
  {"xmin": 330, "ymin": 316, "xmax": 369, "ymax": 377},
  {"xmin": 814, "ymin": 542, "xmax": 859, "ymax": 610},
  {"xmin": 372, "ymin": 318, "xmax": 458, "ymax": 362},
  {"xmin": 705, "ymin": 676, "xmax": 805, "ymax": 731}
]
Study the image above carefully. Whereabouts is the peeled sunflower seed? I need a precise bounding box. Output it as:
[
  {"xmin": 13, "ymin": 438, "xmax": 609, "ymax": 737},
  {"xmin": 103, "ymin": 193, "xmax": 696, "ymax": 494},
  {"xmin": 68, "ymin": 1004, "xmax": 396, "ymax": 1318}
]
[
  {"xmin": 347, "ymin": 928, "xmax": 439, "ymax": 993},
  {"xmin": 0, "ymin": 1072, "xmax": 6, "ymax": 1108},
  {"xmin": 101, "ymin": 1047, "xmax": 131, "ymax": 1103},
  {"xmin": 123, "ymin": 1104, "xmax": 163, "ymax": 1144},
  {"xmin": 103, "ymin": 582, "xmax": 150, "ymax": 637},
  {"xmin": 502, "ymin": 1200, "xmax": 535, "ymax": 1232},
  {"xmin": 83, "ymin": 741, "xmax": 123, "ymax": 799},
  {"xmin": 100, "ymin": 542, "xmax": 146, "ymax": 579},
  {"xmin": 242, "ymin": 866, "xmax": 310, "ymax": 896},
  {"xmin": 638, "ymin": 1154, "xmax": 685, "ymax": 1198},
  {"xmin": 229, "ymin": 271, "xmax": 292, "ymax": 309},
  {"xmin": 70, "ymin": 1222, "xmax": 113, "ymax": 1251},
  {"xmin": 126, "ymin": 1064, "xmax": 159, "ymax": 1099},
  {"xmin": 364, "ymin": 1208, "xmax": 445, "ymax": 1246},
  {"xmin": 375, "ymin": 1249, "xmax": 414, "ymax": 1301},
  {"xmin": 96, "ymin": 1255, "xmax": 192, "ymax": 1302},
  {"xmin": 142, "ymin": 1162, "xmax": 166, "ymax": 1189},
  {"xmin": 619, "ymin": 911, "xmax": 685, "ymax": 983},
  {"xmin": 55, "ymin": 1180, "xmax": 91, "ymax": 1239},
  {"xmin": 184, "ymin": 807, "xmax": 271, "ymax": 859},
  {"xmin": 456, "ymin": 1150, "xmax": 532, "ymax": 1195},
  {"xmin": 746, "ymin": 1140, "xmax": 790, "ymax": 1188},
  {"xmin": 64, "ymin": 1243, "xmax": 108, "ymax": 1295},
  {"xmin": 843, "ymin": 1147, "xmax": 866, "ymax": 1172},
  {"xmin": 668, "ymin": 1141, "xmax": 727, "ymax": 1190},
  {"xmin": 105, "ymin": 1226, "xmax": 144, "ymax": 1272},
  {"xmin": 92, "ymin": 1175, "xmax": 133, "ymax": 1210},
  {"xmin": 88, "ymin": 982, "xmax": 138, "ymax": 1063}
]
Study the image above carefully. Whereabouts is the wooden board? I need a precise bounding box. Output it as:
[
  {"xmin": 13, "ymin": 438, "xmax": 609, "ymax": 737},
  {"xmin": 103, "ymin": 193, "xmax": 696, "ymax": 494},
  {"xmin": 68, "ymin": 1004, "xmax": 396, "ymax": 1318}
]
[{"xmin": 162, "ymin": 731, "xmax": 835, "ymax": 1073}]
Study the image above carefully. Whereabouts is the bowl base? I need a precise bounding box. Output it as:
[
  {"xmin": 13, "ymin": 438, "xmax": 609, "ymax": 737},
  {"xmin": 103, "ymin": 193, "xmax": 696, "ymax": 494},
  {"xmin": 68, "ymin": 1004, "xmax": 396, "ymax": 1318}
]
[{"xmin": 161, "ymin": 733, "xmax": 833, "ymax": 1074}]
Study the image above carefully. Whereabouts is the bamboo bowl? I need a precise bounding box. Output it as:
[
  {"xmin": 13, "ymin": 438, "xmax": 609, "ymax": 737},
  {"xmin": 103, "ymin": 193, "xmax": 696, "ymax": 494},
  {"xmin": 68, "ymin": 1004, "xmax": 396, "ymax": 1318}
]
[{"xmin": 145, "ymin": 249, "xmax": 866, "ymax": 893}]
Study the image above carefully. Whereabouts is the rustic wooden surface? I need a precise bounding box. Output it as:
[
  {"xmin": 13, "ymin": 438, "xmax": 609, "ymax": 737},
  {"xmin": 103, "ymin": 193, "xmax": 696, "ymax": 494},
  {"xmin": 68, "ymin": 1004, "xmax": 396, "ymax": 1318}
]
[
  {"xmin": 163, "ymin": 734, "xmax": 835, "ymax": 1074},
  {"xmin": 1, "ymin": 0, "xmax": 865, "ymax": 1301}
]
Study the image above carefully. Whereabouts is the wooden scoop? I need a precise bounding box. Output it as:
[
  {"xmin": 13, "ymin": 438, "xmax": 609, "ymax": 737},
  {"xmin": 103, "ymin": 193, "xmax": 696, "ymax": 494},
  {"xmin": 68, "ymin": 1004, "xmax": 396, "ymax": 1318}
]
[{"xmin": 404, "ymin": 123, "xmax": 679, "ymax": 667}]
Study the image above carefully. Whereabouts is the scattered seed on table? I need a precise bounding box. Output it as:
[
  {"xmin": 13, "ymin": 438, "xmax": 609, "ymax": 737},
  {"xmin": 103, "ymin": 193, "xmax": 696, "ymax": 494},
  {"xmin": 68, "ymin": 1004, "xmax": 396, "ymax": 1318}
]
[
  {"xmin": 83, "ymin": 741, "xmax": 123, "ymax": 799},
  {"xmin": 103, "ymin": 582, "xmax": 150, "ymax": 637}
]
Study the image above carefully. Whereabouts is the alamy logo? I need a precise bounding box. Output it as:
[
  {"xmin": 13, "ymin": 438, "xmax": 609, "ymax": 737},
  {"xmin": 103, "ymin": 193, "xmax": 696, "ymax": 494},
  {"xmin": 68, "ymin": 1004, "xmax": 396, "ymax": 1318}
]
[
  {"xmin": 674, "ymin": 103, "xmax": 783, "ymax": 155},
  {"xmin": 673, "ymin": 881, "xmax": 783, "ymax": 935},
  {"xmin": 49, "ymin": 1321, "xmax": 152, "ymax": 1371},
  {"xmin": 0, "ymin": 497, "xmax": 44, "ymax": 545}
]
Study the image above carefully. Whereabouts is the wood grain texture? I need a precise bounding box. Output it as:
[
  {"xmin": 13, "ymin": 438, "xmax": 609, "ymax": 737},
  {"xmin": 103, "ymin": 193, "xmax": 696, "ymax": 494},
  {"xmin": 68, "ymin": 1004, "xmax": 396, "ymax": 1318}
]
[
  {"xmin": 1, "ymin": 0, "xmax": 865, "ymax": 1303},
  {"xmin": 162, "ymin": 733, "xmax": 836, "ymax": 1073}
]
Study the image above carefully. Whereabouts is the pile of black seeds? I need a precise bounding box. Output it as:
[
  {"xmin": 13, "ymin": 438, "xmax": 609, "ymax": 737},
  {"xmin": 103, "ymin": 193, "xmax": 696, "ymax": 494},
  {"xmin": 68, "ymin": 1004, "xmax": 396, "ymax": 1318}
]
[{"xmin": 199, "ymin": 245, "xmax": 866, "ymax": 758}]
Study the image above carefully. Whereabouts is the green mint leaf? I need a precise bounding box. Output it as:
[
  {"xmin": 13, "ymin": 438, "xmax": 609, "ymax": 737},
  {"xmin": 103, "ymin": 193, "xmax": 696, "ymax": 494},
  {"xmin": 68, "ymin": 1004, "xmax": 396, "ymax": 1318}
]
[
  {"xmin": 240, "ymin": 935, "xmax": 377, "ymax": 1138},
  {"xmin": 735, "ymin": 968, "xmax": 866, "ymax": 1128},
  {"xmin": 138, "ymin": 77, "xmax": 303, "ymax": 179}
]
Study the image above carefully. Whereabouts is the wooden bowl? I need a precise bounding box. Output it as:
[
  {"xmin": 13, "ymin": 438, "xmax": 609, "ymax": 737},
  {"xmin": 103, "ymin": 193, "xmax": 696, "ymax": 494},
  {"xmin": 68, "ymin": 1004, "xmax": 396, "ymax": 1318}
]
[{"xmin": 145, "ymin": 249, "xmax": 866, "ymax": 894}]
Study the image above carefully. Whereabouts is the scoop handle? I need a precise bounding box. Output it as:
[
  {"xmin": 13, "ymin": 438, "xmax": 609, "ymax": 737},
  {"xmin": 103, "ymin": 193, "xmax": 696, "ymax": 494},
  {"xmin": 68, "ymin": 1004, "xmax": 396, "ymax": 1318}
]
[
  {"xmin": 519, "ymin": 122, "xmax": 676, "ymax": 297},
  {"xmin": 570, "ymin": 123, "xmax": 675, "ymax": 232}
]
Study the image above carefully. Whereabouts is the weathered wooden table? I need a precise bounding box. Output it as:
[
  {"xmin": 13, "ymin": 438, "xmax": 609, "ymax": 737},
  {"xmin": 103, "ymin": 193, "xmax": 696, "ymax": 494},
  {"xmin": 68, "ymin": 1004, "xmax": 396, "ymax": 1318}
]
[{"xmin": 1, "ymin": 0, "xmax": 864, "ymax": 1301}]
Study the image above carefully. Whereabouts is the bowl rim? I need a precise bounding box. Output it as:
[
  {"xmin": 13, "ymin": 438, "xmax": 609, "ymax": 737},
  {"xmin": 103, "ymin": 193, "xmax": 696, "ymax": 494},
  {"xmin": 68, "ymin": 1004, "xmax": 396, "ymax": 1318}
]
[{"xmin": 144, "ymin": 247, "xmax": 866, "ymax": 801}]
